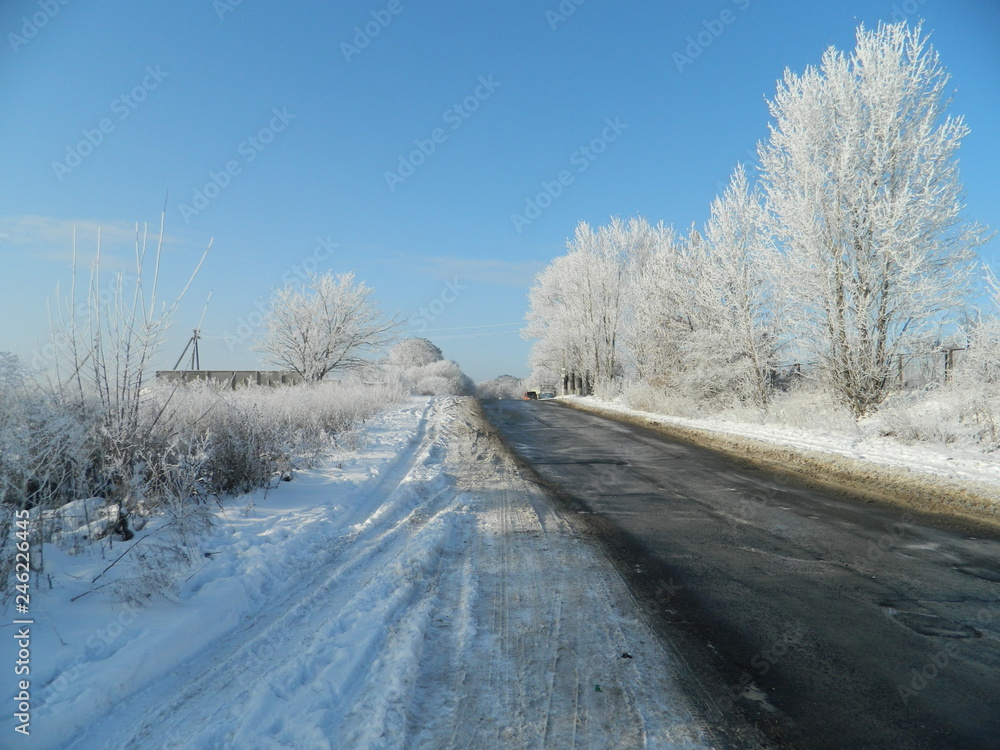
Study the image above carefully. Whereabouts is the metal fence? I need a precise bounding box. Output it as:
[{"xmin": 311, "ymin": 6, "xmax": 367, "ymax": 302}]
[
  {"xmin": 892, "ymin": 348, "xmax": 967, "ymax": 389},
  {"xmin": 774, "ymin": 348, "xmax": 968, "ymax": 391}
]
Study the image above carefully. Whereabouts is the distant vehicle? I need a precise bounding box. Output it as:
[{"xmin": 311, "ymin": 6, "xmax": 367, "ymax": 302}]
[
  {"xmin": 538, "ymin": 391, "xmax": 556, "ymax": 399},
  {"xmin": 524, "ymin": 391, "xmax": 538, "ymax": 400}
]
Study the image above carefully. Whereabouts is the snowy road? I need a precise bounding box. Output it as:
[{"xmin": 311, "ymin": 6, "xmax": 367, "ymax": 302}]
[
  {"xmin": 483, "ymin": 399, "xmax": 1000, "ymax": 750},
  {"xmin": 6, "ymin": 397, "xmax": 742, "ymax": 749}
]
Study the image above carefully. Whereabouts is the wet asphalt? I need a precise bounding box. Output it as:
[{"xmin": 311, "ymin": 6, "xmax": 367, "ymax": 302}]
[{"xmin": 482, "ymin": 399, "xmax": 1000, "ymax": 750}]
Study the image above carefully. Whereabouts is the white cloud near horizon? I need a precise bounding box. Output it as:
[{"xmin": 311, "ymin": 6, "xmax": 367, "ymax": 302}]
[{"xmin": 0, "ymin": 215, "xmax": 183, "ymax": 266}]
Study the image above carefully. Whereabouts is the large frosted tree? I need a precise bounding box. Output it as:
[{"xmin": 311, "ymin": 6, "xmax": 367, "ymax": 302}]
[
  {"xmin": 759, "ymin": 21, "xmax": 987, "ymax": 416},
  {"xmin": 699, "ymin": 165, "xmax": 781, "ymax": 407},
  {"xmin": 523, "ymin": 220, "xmax": 630, "ymax": 389},
  {"xmin": 624, "ymin": 220, "xmax": 692, "ymax": 387},
  {"xmin": 257, "ymin": 271, "xmax": 397, "ymax": 381}
]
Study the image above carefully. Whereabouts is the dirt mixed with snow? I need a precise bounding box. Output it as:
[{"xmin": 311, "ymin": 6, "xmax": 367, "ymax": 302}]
[{"xmin": 563, "ymin": 396, "xmax": 1000, "ymax": 527}]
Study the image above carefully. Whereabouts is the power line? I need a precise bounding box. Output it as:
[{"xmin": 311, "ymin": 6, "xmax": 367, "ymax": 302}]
[
  {"xmin": 417, "ymin": 322, "xmax": 522, "ymax": 333},
  {"xmin": 430, "ymin": 330, "xmax": 523, "ymax": 341}
]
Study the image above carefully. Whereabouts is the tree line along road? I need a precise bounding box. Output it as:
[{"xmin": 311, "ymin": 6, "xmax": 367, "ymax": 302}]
[{"xmin": 482, "ymin": 399, "xmax": 1000, "ymax": 750}]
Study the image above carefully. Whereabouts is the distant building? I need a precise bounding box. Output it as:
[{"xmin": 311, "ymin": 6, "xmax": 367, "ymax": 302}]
[{"xmin": 155, "ymin": 370, "xmax": 305, "ymax": 388}]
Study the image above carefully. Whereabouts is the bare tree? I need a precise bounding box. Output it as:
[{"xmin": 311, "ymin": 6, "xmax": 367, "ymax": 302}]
[
  {"xmin": 759, "ymin": 21, "xmax": 988, "ymax": 416},
  {"xmin": 257, "ymin": 271, "xmax": 397, "ymax": 381}
]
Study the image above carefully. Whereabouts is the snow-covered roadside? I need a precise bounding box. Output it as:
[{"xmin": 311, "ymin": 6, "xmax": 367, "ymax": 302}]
[
  {"xmin": 563, "ymin": 395, "xmax": 1000, "ymax": 513},
  {"xmin": 2, "ymin": 397, "xmax": 717, "ymax": 749}
]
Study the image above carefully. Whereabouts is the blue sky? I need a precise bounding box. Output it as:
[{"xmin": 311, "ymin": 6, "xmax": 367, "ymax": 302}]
[{"xmin": 1, "ymin": 0, "xmax": 998, "ymax": 383}]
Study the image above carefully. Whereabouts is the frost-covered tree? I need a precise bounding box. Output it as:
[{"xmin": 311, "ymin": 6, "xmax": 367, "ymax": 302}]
[
  {"xmin": 477, "ymin": 374, "xmax": 524, "ymax": 400},
  {"xmin": 699, "ymin": 165, "xmax": 781, "ymax": 406},
  {"xmin": 625, "ymin": 221, "xmax": 693, "ymax": 387},
  {"xmin": 523, "ymin": 219, "xmax": 631, "ymax": 390},
  {"xmin": 386, "ymin": 338, "xmax": 443, "ymax": 368},
  {"xmin": 382, "ymin": 337, "xmax": 474, "ymax": 395},
  {"xmin": 523, "ymin": 256, "xmax": 584, "ymax": 388},
  {"xmin": 257, "ymin": 271, "xmax": 397, "ymax": 381},
  {"xmin": 759, "ymin": 21, "xmax": 988, "ymax": 416}
]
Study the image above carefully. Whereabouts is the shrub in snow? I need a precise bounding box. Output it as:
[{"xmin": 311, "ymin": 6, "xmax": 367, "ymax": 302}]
[
  {"xmin": 763, "ymin": 380, "xmax": 860, "ymax": 435},
  {"xmin": 381, "ymin": 339, "xmax": 474, "ymax": 396},
  {"xmin": 409, "ymin": 360, "xmax": 475, "ymax": 396}
]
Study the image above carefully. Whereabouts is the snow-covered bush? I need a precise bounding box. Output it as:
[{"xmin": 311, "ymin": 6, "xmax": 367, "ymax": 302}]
[
  {"xmin": 862, "ymin": 389, "xmax": 968, "ymax": 446},
  {"xmin": 763, "ymin": 378, "xmax": 859, "ymax": 435},
  {"xmin": 382, "ymin": 338, "xmax": 474, "ymax": 396},
  {"xmin": 861, "ymin": 297, "xmax": 1000, "ymax": 451},
  {"xmin": 409, "ymin": 360, "xmax": 474, "ymax": 396},
  {"xmin": 0, "ymin": 355, "xmax": 95, "ymax": 510},
  {"xmin": 0, "ymin": 374, "xmax": 405, "ymax": 605},
  {"xmin": 137, "ymin": 379, "xmax": 406, "ymax": 501},
  {"xmin": 477, "ymin": 374, "xmax": 524, "ymax": 400}
]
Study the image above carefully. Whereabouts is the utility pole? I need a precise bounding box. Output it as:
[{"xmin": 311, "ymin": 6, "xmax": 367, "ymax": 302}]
[
  {"xmin": 173, "ymin": 329, "xmax": 201, "ymax": 370},
  {"xmin": 172, "ymin": 292, "xmax": 212, "ymax": 371}
]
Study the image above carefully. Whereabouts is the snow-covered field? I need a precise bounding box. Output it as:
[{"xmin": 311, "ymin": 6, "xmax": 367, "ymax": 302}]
[{"xmin": 2, "ymin": 397, "xmax": 715, "ymax": 749}]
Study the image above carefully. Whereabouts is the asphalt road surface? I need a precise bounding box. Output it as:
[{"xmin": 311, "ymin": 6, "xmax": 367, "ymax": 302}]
[{"xmin": 482, "ymin": 399, "xmax": 1000, "ymax": 750}]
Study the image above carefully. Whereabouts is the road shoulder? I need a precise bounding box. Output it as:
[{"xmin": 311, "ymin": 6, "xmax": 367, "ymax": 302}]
[{"xmin": 558, "ymin": 397, "xmax": 1000, "ymax": 533}]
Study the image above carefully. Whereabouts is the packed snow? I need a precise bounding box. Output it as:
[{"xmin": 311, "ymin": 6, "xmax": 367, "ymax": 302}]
[{"xmin": 2, "ymin": 397, "xmax": 715, "ymax": 749}]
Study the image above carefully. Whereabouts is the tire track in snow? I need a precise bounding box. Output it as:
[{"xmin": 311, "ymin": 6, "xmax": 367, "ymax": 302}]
[
  {"xmin": 393, "ymin": 400, "xmax": 715, "ymax": 749},
  {"xmin": 63, "ymin": 399, "xmax": 466, "ymax": 749},
  {"xmin": 60, "ymin": 398, "xmax": 722, "ymax": 749}
]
